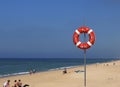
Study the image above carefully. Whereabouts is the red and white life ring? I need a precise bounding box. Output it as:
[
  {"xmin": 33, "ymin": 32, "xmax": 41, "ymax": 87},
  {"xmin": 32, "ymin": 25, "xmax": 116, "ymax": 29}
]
[{"xmin": 73, "ymin": 26, "xmax": 95, "ymax": 49}]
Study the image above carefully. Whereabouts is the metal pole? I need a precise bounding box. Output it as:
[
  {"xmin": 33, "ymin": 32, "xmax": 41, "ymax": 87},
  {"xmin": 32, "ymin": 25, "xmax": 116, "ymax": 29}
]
[
  {"xmin": 84, "ymin": 49, "xmax": 86, "ymax": 87},
  {"xmin": 84, "ymin": 33, "xmax": 87, "ymax": 87}
]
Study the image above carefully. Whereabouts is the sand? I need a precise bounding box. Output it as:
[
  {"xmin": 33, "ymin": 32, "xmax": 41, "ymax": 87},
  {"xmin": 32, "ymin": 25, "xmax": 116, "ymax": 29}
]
[{"xmin": 1, "ymin": 60, "xmax": 120, "ymax": 87}]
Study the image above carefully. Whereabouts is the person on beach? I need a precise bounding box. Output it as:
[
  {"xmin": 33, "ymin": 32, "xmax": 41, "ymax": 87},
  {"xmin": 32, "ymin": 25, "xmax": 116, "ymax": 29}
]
[
  {"xmin": 3, "ymin": 80, "xmax": 10, "ymax": 87},
  {"xmin": 63, "ymin": 68, "xmax": 67, "ymax": 74},
  {"xmin": 29, "ymin": 70, "xmax": 33, "ymax": 75},
  {"xmin": 12, "ymin": 80, "xmax": 17, "ymax": 87},
  {"xmin": 113, "ymin": 62, "xmax": 116, "ymax": 65},
  {"xmin": 17, "ymin": 79, "xmax": 22, "ymax": 87}
]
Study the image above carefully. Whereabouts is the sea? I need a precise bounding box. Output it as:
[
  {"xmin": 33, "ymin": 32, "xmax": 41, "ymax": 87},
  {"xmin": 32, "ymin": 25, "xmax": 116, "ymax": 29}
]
[{"xmin": 0, "ymin": 58, "xmax": 118, "ymax": 78}]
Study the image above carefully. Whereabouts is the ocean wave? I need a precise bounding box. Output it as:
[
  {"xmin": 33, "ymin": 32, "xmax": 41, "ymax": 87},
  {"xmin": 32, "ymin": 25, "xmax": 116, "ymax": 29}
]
[
  {"xmin": 0, "ymin": 72, "xmax": 29, "ymax": 78},
  {"xmin": 48, "ymin": 65, "xmax": 80, "ymax": 71}
]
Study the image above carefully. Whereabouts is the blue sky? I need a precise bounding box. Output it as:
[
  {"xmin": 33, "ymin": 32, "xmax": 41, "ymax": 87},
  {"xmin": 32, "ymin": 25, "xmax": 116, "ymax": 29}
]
[{"xmin": 0, "ymin": 0, "xmax": 120, "ymax": 58}]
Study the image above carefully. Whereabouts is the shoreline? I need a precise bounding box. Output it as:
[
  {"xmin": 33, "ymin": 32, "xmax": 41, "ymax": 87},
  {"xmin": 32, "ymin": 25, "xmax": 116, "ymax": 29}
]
[
  {"xmin": 1, "ymin": 59, "xmax": 120, "ymax": 87},
  {"xmin": 0, "ymin": 59, "xmax": 119, "ymax": 78},
  {"xmin": 0, "ymin": 65, "xmax": 82, "ymax": 78}
]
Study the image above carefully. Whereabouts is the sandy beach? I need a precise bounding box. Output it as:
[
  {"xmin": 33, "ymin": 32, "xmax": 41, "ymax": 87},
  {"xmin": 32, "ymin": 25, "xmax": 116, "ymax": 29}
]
[{"xmin": 1, "ymin": 60, "xmax": 120, "ymax": 87}]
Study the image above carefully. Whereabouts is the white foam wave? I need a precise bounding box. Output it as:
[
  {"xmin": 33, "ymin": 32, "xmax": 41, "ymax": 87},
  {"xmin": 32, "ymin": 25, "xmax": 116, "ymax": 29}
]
[
  {"xmin": 0, "ymin": 72, "xmax": 29, "ymax": 78},
  {"xmin": 48, "ymin": 65, "xmax": 80, "ymax": 71}
]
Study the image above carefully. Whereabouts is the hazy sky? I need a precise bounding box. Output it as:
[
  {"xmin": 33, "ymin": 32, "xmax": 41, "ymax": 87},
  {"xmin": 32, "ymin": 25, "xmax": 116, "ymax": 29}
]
[{"xmin": 0, "ymin": 0, "xmax": 120, "ymax": 58}]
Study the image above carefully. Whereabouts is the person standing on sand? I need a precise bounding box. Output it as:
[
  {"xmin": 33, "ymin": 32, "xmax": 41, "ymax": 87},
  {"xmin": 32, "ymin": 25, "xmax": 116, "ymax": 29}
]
[
  {"xmin": 3, "ymin": 80, "xmax": 10, "ymax": 87},
  {"xmin": 17, "ymin": 79, "xmax": 22, "ymax": 87},
  {"xmin": 12, "ymin": 80, "xmax": 17, "ymax": 87}
]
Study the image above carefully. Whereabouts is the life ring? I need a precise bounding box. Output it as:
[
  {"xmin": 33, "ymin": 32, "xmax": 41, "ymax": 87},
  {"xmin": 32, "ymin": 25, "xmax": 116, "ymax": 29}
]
[{"xmin": 73, "ymin": 26, "xmax": 95, "ymax": 49}]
